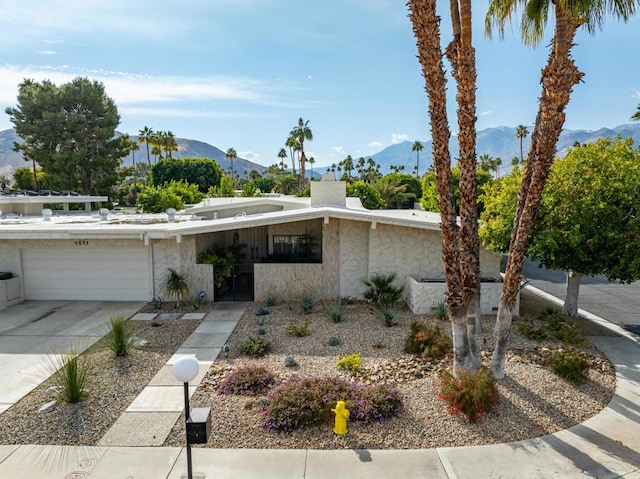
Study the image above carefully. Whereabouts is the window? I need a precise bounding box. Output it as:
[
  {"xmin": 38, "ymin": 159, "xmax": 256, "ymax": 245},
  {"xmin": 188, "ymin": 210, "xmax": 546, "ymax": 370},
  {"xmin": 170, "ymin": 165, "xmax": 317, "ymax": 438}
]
[{"xmin": 273, "ymin": 235, "xmax": 308, "ymax": 256}]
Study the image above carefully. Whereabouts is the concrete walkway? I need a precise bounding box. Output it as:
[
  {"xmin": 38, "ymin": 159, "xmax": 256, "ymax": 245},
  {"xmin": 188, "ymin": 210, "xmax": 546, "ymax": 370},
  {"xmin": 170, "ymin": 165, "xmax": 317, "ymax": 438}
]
[
  {"xmin": 99, "ymin": 302, "xmax": 248, "ymax": 447},
  {"xmin": 0, "ymin": 298, "xmax": 638, "ymax": 478}
]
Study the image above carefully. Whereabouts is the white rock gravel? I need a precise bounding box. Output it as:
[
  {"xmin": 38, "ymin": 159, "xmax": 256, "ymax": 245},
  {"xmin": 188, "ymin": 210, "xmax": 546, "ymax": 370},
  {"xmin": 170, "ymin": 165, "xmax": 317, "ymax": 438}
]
[
  {"xmin": 163, "ymin": 300, "xmax": 616, "ymax": 450},
  {"xmin": 0, "ymin": 316, "xmax": 202, "ymax": 445}
]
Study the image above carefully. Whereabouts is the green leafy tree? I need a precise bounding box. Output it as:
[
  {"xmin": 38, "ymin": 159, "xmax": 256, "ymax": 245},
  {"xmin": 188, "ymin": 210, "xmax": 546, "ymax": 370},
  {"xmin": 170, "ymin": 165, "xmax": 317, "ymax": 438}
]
[
  {"xmin": 275, "ymin": 173, "xmax": 299, "ymax": 195},
  {"xmin": 530, "ymin": 137, "xmax": 640, "ymax": 316},
  {"xmin": 386, "ymin": 173, "xmax": 422, "ymax": 208},
  {"xmin": 421, "ymin": 166, "xmax": 492, "ymax": 215},
  {"xmin": 6, "ymin": 77, "xmax": 129, "ymax": 195},
  {"xmin": 137, "ymin": 180, "xmax": 203, "ymax": 213},
  {"xmin": 209, "ymin": 175, "xmax": 235, "ymax": 197},
  {"xmin": 12, "ymin": 166, "xmax": 50, "ymax": 190},
  {"xmin": 373, "ymin": 176, "xmax": 415, "ymax": 209},
  {"xmin": 150, "ymin": 158, "xmax": 222, "ymax": 193},
  {"xmin": 346, "ymin": 181, "xmax": 384, "ymax": 209},
  {"xmin": 480, "ymin": 137, "xmax": 640, "ymax": 317}
]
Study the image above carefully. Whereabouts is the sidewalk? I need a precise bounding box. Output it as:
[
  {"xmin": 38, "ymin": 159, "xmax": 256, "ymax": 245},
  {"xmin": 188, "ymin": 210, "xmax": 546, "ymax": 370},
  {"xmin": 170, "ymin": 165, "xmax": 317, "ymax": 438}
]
[{"xmin": 0, "ymin": 299, "xmax": 638, "ymax": 478}]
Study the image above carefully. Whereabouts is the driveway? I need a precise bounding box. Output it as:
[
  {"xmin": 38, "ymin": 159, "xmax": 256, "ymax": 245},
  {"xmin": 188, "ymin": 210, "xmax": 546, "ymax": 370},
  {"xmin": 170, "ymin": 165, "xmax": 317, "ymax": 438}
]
[
  {"xmin": 523, "ymin": 260, "xmax": 640, "ymax": 336},
  {"xmin": 0, "ymin": 301, "xmax": 144, "ymax": 413}
]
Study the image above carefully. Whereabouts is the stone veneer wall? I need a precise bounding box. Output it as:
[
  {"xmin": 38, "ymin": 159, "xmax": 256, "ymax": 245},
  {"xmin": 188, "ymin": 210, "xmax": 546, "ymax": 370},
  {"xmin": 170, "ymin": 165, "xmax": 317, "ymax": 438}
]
[
  {"xmin": 339, "ymin": 220, "xmax": 369, "ymax": 299},
  {"xmin": 254, "ymin": 263, "xmax": 324, "ymax": 301}
]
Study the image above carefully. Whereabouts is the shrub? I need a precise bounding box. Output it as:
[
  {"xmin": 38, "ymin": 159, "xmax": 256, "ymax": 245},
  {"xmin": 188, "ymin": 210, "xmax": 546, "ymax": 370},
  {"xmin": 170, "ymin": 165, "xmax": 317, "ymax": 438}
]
[
  {"xmin": 104, "ymin": 314, "xmax": 134, "ymax": 357},
  {"xmin": 49, "ymin": 353, "xmax": 89, "ymax": 404},
  {"xmin": 266, "ymin": 296, "xmax": 276, "ymax": 307},
  {"xmin": 378, "ymin": 306, "xmax": 399, "ymax": 327},
  {"xmin": 518, "ymin": 312, "xmax": 587, "ymax": 346},
  {"xmin": 326, "ymin": 304, "xmax": 344, "ymax": 323},
  {"xmin": 336, "ymin": 352, "xmax": 362, "ymax": 372},
  {"xmin": 362, "ymin": 273, "xmax": 404, "ymax": 309},
  {"xmin": 301, "ymin": 295, "xmax": 315, "ymax": 314},
  {"xmin": 257, "ymin": 327, "xmax": 266, "ymax": 336},
  {"xmin": 240, "ymin": 337, "xmax": 270, "ymax": 357},
  {"xmin": 439, "ymin": 368, "xmax": 499, "ymax": 422},
  {"xmin": 149, "ymin": 296, "xmax": 165, "ymax": 310},
  {"xmin": 138, "ymin": 180, "xmax": 203, "ymax": 213},
  {"xmin": 286, "ymin": 317, "xmax": 311, "ymax": 337},
  {"xmin": 549, "ymin": 349, "xmax": 589, "ymax": 384},
  {"xmin": 263, "ymin": 375, "xmax": 403, "ymax": 431},
  {"xmin": 405, "ymin": 321, "xmax": 452, "ymax": 360},
  {"xmin": 219, "ymin": 366, "xmax": 275, "ymax": 396},
  {"xmin": 328, "ymin": 336, "xmax": 341, "ymax": 347},
  {"xmin": 256, "ymin": 307, "xmax": 270, "ymax": 316},
  {"xmin": 340, "ymin": 296, "xmax": 351, "ymax": 305}
]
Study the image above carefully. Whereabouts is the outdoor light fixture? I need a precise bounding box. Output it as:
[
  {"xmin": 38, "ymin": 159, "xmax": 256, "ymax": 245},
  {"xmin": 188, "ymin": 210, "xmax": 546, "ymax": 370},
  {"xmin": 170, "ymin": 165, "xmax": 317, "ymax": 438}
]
[{"xmin": 173, "ymin": 356, "xmax": 211, "ymax": 479}]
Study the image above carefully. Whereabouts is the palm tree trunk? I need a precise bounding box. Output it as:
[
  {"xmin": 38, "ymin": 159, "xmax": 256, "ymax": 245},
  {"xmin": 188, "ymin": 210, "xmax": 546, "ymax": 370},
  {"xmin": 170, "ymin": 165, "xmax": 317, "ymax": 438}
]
[
  {"xmin": 409, "ymin": 0, "xmax": 470, "ymax": 376},
  {"xmin": 491, "ymin": 5, "xmax": 583, "ymax": 379},
  {"xmin": 447, "ymin": 0, "xmax": 481, "ymax": 371}
]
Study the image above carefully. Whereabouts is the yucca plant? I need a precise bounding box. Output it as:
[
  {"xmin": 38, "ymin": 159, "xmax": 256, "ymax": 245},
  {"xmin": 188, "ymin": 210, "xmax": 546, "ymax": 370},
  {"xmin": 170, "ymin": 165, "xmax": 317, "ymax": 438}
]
[
  {"xmin": 50, "ymin": 353, "xmax": 89, "ymax": 403},
  {"xmin": 104, "ymin": 314, "xmax": 134, "ymax": 357},
  {"xmin": 162, "ymin": 268, "xmax": 189, "ymax": 307}
]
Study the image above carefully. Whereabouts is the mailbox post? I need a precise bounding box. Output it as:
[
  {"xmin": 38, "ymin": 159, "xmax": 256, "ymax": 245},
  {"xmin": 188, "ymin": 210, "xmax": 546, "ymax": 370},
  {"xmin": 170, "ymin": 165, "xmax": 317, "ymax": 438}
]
[{"xmin": 173, "ymin": 356, "xmax": 210, "ymax": 479}]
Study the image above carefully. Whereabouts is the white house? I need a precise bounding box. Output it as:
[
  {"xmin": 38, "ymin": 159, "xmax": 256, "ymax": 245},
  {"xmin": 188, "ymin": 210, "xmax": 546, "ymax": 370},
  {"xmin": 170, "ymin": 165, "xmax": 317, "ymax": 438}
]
[{"xmin": 0, "ymin": 176, "xmax": 505, "ymax": 313}]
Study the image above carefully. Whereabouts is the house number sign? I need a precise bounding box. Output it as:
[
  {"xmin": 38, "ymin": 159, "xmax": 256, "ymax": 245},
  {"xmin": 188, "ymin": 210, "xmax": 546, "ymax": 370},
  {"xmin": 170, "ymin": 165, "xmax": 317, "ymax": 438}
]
[{"xmin": 74, "ymin": 240, "xmax": 89, "ymax": 246}]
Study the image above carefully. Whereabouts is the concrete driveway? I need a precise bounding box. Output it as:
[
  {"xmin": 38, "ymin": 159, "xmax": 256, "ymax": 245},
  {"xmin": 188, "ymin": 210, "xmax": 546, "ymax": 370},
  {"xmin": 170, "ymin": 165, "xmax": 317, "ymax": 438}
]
[{"xmin": 0, "ymin": 300, "xmax": 144, "ymax": 414}]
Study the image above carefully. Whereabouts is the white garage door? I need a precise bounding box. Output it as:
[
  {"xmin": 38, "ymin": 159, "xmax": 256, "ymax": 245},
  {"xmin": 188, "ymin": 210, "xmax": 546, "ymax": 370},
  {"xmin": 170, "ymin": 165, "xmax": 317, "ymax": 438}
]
[{"xmin": 23, "ymin": 247, "xmax": 151, "ymax": 301}]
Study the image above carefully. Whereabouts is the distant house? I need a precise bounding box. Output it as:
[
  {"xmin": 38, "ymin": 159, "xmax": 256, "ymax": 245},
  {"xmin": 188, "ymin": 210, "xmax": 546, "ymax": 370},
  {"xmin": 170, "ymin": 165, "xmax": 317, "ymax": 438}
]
[{"xmin": 0, "ymin": 175, "xmax": 504, "ymax": 313}]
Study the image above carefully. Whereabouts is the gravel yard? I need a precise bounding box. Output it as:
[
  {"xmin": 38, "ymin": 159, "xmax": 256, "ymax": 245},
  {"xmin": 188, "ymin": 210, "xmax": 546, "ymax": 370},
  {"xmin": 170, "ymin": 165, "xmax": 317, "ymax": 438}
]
[
  {"xmin": 0, "ymin": 292, "xmax": 617, "ymax": 449},
  {"xmin": 0, "ymin": 315, "xmax": 204, "ymax": 445},
  {"xmin": 164, "ymin": 294, "xmax": 616, "ymax": 450}
]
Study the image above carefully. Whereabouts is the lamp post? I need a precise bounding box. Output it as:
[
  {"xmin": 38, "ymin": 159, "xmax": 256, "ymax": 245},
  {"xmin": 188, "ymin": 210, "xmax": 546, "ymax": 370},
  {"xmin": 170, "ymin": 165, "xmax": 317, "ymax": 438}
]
[{"xmin": 173, "ymin": 356, "xmax": 199, "ymax": 479}]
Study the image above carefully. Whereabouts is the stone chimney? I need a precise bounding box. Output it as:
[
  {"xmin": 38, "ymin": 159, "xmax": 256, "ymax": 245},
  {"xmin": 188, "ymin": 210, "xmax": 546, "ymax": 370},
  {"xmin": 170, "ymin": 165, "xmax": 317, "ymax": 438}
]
[{"xmin": 310, "ymin": 173, "xmax": 346, "ymax": 206}]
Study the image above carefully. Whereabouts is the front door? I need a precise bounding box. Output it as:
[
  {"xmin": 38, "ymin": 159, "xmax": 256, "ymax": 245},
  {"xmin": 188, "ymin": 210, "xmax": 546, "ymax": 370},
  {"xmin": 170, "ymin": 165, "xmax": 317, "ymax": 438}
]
[{"xmin": 214, "ymin": 264, "xmax": 254, "ymax": 301}]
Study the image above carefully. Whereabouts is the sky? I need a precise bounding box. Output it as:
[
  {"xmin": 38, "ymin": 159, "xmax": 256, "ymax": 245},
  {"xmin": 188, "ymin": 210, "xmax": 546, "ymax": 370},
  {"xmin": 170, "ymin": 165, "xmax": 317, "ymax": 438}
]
[{"xmin": 0, "ymin": 0, "xmax": 638, "ymax": 168}]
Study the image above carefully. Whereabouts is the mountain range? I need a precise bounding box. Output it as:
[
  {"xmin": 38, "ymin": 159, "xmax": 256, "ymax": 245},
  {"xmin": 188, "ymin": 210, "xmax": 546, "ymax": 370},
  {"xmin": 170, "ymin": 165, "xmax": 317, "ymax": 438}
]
[{"xmin": 1, "ymin": 123, "xmax": 639, "ymax": 179}]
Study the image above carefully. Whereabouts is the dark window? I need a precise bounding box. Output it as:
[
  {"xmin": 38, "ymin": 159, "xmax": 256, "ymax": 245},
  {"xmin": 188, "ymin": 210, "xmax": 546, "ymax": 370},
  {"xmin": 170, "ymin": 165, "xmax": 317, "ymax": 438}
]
[{"xmin": 273, "ymin": 235, "xmax": 308, "ymax": 256}]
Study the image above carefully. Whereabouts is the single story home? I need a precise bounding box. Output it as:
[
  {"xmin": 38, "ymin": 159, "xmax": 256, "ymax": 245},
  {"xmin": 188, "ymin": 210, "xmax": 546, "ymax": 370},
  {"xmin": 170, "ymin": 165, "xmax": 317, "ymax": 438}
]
[{"xmin": 0, "ymin": 175, "xmax": 507, "ymax": 314}]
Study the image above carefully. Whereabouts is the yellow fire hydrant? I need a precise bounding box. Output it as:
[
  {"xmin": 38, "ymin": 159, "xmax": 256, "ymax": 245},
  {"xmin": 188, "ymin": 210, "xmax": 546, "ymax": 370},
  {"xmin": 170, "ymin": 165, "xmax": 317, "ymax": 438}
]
[{"xmin": 332, "ymin": 400, "xmax": 350, "ymax": 435}]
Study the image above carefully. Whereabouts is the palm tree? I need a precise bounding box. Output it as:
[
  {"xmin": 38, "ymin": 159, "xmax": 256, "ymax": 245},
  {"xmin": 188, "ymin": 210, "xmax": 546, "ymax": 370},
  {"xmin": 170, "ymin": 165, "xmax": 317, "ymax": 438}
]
[
  {"xmin": 486, "ymin": 0, "xmax": 640, "ymax": 380},
  {"xmin": 290, "ymin": 118, "xmax": 313, "ymax": 188},
  {"xmin": 226, "ymin": 147, "xmax": 238, "ymax": 187},
  {"xmin": 163, "ymin": 131, "xmax": 178, "ymax": 159},
  {"xmin": 277, "ymin": 148, "xmax": 287, "ymax": 172},
  {"xmin": 632, "ymin": 105, "xmax": 640, "ymax": 121},
  {"xmin": 410, "ymin": 0, "xmax": 486, "ymax": 375},
  {"xmin": 308, "ymin": 156, "xmax": 315, "ymax": 179},
  {"xmin": 138, "ymin": 126, "xmax": 154, "ymax": 166},
  {"xmin": 285, "ymin": 136, "xmax": 298, "ymax": 176},
  {"xmin": 411, "ymin": 141, "xmax": 424, "ymax": 178},
  {"xmin": 276, "ymin": 173, "xmax": 298, "ymax": 195},
  {"xmin": 342, "ymin": 155, "xmax": 354, "ymax": 179},
  {"xmin": 477, "ymin": 153, "xmax": 493, "ymax": 172},
  {"xmin": 515, "ymin": 125, "xmax": 529, "ymax": 164}
]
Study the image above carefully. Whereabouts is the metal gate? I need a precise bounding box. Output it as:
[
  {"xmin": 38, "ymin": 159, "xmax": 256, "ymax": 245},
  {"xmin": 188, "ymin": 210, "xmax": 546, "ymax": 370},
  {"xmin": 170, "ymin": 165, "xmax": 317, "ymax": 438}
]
[{"xmin": 214, "ymin": 264, "xmax": 254, "ymax": 301}]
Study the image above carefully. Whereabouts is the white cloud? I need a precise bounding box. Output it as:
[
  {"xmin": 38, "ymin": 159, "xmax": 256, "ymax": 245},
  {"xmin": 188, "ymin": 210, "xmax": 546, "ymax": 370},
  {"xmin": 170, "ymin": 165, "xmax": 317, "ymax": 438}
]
[
  {"xmin": 390, "ymin": 133, "xmax": 408, "ymax": 144},
  {"xmin": 632, "ymin": 88, "xmax": 640, "ymax": 99},
  {"xmin": 37, "ymin": 50, "xmax": 56, "ymax": 55},
  {"xmin": 367, "ymin": 141, "xmax": 383, "ymax": 149},
  {"xmin": 239, "ymin": 150, "xmax": 261, "ymax": 162},
  {"xmin": 479, "ymin": 110, "xmax": 493, "ymax": 117},
  {"xmin": 0, "ymin": 64, "xmax": 279, "ymax": 107},
  {"xmin": 332, "ymin": 146, "xmax": 345, "ymax": 154}
]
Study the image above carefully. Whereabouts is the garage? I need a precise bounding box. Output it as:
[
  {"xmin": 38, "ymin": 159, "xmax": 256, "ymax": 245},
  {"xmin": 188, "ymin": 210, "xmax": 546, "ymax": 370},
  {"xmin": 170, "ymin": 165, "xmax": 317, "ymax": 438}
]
[{"xmin": 22, "ymin": 247, "xmax": 151, "ymax": 301}]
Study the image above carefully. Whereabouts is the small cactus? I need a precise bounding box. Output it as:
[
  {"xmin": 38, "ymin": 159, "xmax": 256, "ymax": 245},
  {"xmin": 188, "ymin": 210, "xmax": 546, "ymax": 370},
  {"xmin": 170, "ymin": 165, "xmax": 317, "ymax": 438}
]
[
  {"xmin": 328, "ymin": 336, "xmax": 340, "ymax": 347},
  {"xmin": 266, "ymin": 296, "xmax": 276, "ymax": 307},
  {"xmin": 256, "ymin": 307, "xmax": 270, "ymax": 316},
  {"xmin": 284, "ymin": 356, "xmax": 298, "ymax": 368},
  {"xmin": 257, "ymin": 327, "xmax": 267, "ymax": 336},
  {"xmin": 257, "ymin": 316, "xmax": 266, "ymax": 326}
]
